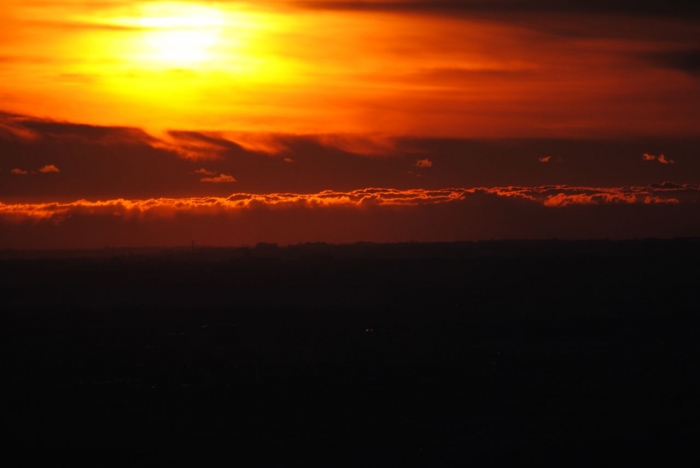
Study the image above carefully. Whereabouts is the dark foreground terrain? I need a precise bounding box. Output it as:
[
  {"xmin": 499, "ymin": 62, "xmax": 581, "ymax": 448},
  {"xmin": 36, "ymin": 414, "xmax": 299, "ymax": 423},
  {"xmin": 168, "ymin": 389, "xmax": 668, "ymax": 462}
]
[{"xmin": 2, "ymin": 239, "xmax": 699, "ymax": 466}]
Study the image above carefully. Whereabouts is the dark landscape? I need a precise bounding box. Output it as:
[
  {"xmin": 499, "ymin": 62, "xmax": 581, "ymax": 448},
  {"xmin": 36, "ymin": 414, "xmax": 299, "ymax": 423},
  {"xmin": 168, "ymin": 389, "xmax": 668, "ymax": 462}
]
[{"xmin": 3, "ymin": 239, "xmax": 699, "ymax": 466}]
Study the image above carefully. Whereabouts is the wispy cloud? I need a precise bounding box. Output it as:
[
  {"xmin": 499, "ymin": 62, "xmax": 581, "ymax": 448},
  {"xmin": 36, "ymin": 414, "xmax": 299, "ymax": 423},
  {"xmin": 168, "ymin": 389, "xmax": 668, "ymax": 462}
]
[
  {"xmin": 149, "ymin": 131, "xmax": 238, "ymax": 161},
  {"xmin": 200, "ymin": 174, "xmax": 236, "ymax": 183},
  {"xmin": 287, "ymin": 1, "xmax": 699, "ymax": 17},
  {"xmin": 194, "ymin": 168, "xmax": 217, "ymax": 176}
]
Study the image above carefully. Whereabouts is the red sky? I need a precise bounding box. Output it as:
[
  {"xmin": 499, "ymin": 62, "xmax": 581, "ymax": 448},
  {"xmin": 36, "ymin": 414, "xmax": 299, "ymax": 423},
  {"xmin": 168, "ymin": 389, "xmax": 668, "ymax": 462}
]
[{"xmin": 1, "ymin": 1, "xmax": 699, "ymax": 248}]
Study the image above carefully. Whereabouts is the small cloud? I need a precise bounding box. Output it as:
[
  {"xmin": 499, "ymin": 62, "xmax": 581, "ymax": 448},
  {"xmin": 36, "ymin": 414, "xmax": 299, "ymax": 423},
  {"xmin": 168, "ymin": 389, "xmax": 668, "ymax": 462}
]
[
  {"xmin": 539, "ymin": 156, "xmax": 564, "ymax": 163},
  {"xmin": 39, "ymin": 164, "xmax": 60, "ymax": 173},
  {"xmin": 658, "ymin": 154, "xmax": 675, "ymax": 164},
  {"xmin": 201, "ymin": 173, "xmax": 236, "ymax": 183},
  {"xmin": 11, "ymin": 168, "xmax": 28, "ymax": 175},
  {"xmin": 415, "ymin": 158, "xmax": 433, "ymax": 168},
  {"xmin": 643, "ymin": 153, "xmax": 674, "ymax": 164},
  {"xmin": 194, "ymin": 168, "xmax": 217, "ymax": 176},
  {"xmin": 283, "ymin": 157, "xmax": 294, "ymax": 163}
]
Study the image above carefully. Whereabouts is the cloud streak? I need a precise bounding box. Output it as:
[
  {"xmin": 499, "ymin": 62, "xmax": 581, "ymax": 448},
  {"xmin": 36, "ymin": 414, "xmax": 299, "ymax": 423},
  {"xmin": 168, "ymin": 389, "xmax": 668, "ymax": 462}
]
[
  {"xmin": 2, "ymin": 185, "xmax": 699, "ymax": 249},
  {"xmin": 288, "ymin": 1, "xmax": 700, "ymax": 17},
  {"xmin": 1, "ymin": 185, "xmax": 696, "ymax": 221}
]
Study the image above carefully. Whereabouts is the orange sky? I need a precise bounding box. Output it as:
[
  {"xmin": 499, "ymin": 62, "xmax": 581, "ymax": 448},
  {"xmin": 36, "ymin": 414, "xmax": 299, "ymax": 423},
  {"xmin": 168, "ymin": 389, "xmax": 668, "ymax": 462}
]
[
  {"xmin": 2, "ymin": 0, "xmax": 699, "ymax": 138},
  {"xmin": 1, "ymin": 1, "xmax": 700, "ymax": 247}
]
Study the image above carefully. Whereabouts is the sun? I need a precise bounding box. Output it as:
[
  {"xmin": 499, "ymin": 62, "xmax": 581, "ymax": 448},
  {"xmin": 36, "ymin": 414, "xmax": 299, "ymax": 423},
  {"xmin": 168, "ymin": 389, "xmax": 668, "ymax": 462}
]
[{"xmin": 138, "ymin": 2, "xmax": 225, "ymax": 66}]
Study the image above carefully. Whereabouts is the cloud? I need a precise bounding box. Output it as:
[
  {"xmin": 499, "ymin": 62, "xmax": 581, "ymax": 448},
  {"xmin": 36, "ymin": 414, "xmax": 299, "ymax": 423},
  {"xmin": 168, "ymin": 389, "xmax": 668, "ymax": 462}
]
[
  {"xmin": 642, "ymin": 49, "xmax": 700, "ymax": 75},
  {"xmin": 283, "ymin": 157, "xmax": 295, "ymax": 163},
  {"xmin": 194, "ymin": 168, "xmax": 217, "ymax": 176},
  {"xmin": 150, "ymin": 131, "xmax": 239, "ymax": 161},
  {"xmin": 7, "ymin": 115, "xmax": 151, "ymax": 146},
  {"xmin": 200, "ymin": 174, "xmax": 236, "ymax": 183},
  {"xmin": 315, "ymin": 134, "xmax": 398, "ymax": 156},
  {"xmin": 0, "ymin": 113, "xmax": 41, "ymax": 141},
  {"xmin": 643, "ymin": 153, "xmax": 675, "ymax": 164},
  {"xmin": 39, "ymin": 164, "xmax": 59, "ymax": 173},
  {"xmin": 538, "ymin": 156, "xmax": 564, "ymax": 163},
  {"xmin": 543, "ymin": 192, "xmax": 636, "ymax": 207},
  {"xmin": 225, "ymin": 133, "xmax": 290, "ymax": 155},
  {"xmin": 415, "ymin": 158, "xmax": 433, "ymax": 168},
  {"xmin": 10, "ymin": 168, "xmax": 28, "ymax": 175},
  {"xmin": 288, "ymin": 1, "xmax": 700, "ymax": 18},
  {"xmin": 23, "ymin": 19, "xmax": 146, "ymax": 33},
  {"xmin": 0, "ymin": 114, "xmax": 238, "ymax": 161},
  {"xmin": 2, "ymin": 184, "xmax": 699, "ymax": 249},
  {"xmin": 1, "ymin": 185, "xmax": 696, "ymax": 222}
]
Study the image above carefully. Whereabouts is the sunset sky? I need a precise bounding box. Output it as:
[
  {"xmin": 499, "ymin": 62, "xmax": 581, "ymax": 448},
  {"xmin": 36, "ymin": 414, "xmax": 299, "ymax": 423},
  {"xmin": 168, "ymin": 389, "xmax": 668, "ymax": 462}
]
[{"xmin": 2, "ymin": 0, "xmax": 699, "ymax": 248}]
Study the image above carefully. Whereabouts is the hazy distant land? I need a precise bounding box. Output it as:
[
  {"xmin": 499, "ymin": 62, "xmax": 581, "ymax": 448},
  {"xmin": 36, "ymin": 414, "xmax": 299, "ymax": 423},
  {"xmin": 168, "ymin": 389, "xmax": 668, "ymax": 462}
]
[{"xmin": 3, "ymin": 239, "xmax": 699, "ymax": 466}]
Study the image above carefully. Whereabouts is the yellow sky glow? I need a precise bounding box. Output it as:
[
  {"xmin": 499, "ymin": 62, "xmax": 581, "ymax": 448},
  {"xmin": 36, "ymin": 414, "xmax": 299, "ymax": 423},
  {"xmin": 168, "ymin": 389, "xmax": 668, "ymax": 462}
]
[
  {"xmin": 135, "ymin": 2, "xmax": 226, "ymax": 65},
  {"xmin": 1, "ymin": 0, "xmax": 698, "ymax": 138}
]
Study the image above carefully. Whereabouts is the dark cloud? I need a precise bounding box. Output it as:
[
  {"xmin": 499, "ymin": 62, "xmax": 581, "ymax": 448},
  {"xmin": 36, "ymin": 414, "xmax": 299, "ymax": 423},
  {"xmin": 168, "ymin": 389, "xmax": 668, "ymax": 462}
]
[
  {"xmin": 290, "ymin": 1, "xmax": 700, "ymax": 17},
  {"xmin": 290, "ymin": 0, "xmax": 700, "ymax": 42},
  {"xmin": 642, "ymin": 49, "xmax": 700, "ymax": 75},
  {"xmin": 12, "ymin": 115, "xmax": 152, "ymax": 145}
]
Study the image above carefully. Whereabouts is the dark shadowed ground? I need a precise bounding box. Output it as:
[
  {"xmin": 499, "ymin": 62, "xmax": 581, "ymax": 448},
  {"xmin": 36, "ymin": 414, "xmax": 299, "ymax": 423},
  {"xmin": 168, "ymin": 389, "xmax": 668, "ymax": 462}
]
[{"xmin": 2, "ymin": 240, "xmax": 699, "ymax": 466}]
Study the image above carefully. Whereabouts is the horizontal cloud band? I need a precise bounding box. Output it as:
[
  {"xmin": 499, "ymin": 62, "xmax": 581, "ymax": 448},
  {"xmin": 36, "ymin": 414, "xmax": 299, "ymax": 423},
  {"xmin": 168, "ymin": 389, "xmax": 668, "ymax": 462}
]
[
  {"xmin": 0, "ymin": 185, "xmax": 696, "ymax": 221},
  {"xmin": 2, "ymin": 185, "xmax": 699, "ymax": 249}
]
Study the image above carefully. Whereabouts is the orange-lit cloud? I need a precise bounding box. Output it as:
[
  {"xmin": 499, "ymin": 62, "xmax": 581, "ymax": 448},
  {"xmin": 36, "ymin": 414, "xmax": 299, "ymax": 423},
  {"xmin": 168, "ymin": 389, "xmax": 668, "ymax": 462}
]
[
  {"xmin": 194, "ymin": 168, "xmax": 217, "ymax": 176},
  {"xmin": 201, "ymin": 173, "xmax": 236, "ymax": 183},
  {"xmin": 1, "ymin": 185, "xmax": 699, "ymax": 249},
  {"xmin": 11, "ymin": 168, "xmax": 28, "ymax": 175},
  {"xmin": 1, "ymin": 185, "xmax": 696, "ymax": 222},
  {"xmin": 39, "ymin": 164, "xmax": 60, "ymax": 173},
  {"xmin": 415, "ymin": 159, "xmax": 432, "ymax": 168},
  {"xmin": 643, "ymin": 153, "xmax": 675, "ymax": 164}
]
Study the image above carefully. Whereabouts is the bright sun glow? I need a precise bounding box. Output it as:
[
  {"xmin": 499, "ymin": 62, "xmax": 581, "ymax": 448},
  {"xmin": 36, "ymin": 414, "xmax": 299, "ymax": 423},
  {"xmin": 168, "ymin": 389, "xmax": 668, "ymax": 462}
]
[{"xmin": 138, "ymin": 2, "xmax": 225, "ymax": 65}]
